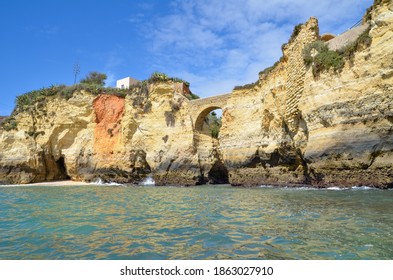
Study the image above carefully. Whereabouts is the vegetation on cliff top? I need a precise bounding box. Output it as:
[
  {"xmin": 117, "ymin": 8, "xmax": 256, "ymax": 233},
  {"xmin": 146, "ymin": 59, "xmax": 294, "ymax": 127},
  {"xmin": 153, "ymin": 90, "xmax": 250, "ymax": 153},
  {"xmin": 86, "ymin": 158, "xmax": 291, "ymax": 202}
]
[
  {"xmin": 303, "ymin": 41, "xmax": 344, "ymax": 76},
  {"xmin": 1, "ymin": 117, "xmax": 18, "ymax": 131},
  {"xmin": 146, "ymin": 72, "xmax": 199, "ymax": 99},
  {"xmin": 147, "ymin": 71, "xmax": 190, "ymax": 87},
  {"xmin": 80, "ymin": 72, "xmax": 107, "ymax": 87},
  {"xmin": 0, "ymin": 71, "xmax": 197, "ymax": 131},
  {"xmin": 303, "ymin": 27, "xmax": 371, "ymax": 77},
  {"xmin": 233, "ymin": 82, "xmax": 259, "ymax": 91}
]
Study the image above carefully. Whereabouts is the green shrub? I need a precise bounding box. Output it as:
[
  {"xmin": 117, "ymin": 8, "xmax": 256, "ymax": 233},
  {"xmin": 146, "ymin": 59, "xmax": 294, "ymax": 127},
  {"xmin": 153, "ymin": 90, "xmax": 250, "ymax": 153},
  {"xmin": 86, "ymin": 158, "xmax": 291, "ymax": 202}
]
[
  {"xmin": 172, "ymin": 77, "xmax": 190, "ymax": 87},
  {"xmin": 148, "ymin": 72, "xmax": 171, "ymax": 83},
  {"xmin": 289, "ymin": 24, "xmax": 303, "ymax": 44},
  {"xmin": 303, "ymin": 40, "xmax": 344, "ymax": 76},
  {"xmin": 208, "ymin": 112, "xmax": 222, "ymax": 138},
  {"xmin": 189, "ymin": 92, "xmax": 200, "ymax": 100},
  {"xmin": 13, "ymin": 71, "xmax": 193, "ymax": 112},
  {"xmin": 211, "ymin": 125, "xmax": 220, "ymax": 138},
  {"xmin": 313, "ymin": 50, "xmax": 344, "ymax": 76},
  {"xmin": 233, "ymin": 81, "xmax": 258, "ymax": 91},
  {"xmin": 302, "ymin": 41, "xmax": 328, "ymax": 64},
  {"xmin": 304, "ymin": 27, "xmax": 372, "ymax": 77},
  {"xmin": 147, "ymin": 72, "xmax": 191, "ymax": 88},
  {"xmin": 1, "ymin": 117, "xmax": 17, "ymax": 131},
  {"xmin": 16, "ymin": 85, "xmax": 59, "ymax": 110},
  {"xmin": 58, "ymin": 84, "xmax": 80, "ymax": 100},
  {"xmin": 80, "ymin": 72, "xmax": 107, "ymax": 87}
]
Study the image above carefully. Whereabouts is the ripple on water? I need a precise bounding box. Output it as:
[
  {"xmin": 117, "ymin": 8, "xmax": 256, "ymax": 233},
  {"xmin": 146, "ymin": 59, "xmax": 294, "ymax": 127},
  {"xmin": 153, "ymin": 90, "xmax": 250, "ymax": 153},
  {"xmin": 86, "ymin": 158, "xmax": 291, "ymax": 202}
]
[{"xmin": 0, "ymin": 184, "xmax": 392, "ymax": 259}]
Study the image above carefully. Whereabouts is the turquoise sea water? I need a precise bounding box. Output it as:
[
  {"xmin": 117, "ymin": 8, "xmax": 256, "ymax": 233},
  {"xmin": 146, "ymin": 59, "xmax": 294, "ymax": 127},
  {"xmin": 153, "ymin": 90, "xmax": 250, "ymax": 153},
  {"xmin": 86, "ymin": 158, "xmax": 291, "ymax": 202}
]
[{"xmin": 0, "ymin": 184, "xmax": 392, "ymax": 260}]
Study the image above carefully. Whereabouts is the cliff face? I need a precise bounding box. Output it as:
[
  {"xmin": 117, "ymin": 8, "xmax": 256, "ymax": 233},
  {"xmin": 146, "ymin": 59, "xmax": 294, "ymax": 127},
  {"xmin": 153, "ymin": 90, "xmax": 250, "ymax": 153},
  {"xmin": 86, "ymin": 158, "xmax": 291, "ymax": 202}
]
[
  {"xmin": 0, "ymin": 91, "xmax": 95, "ymax": 184},
  {"xmin": 220, "ymin": 18, "xmax": 318, "ymax": 186},
  {"xmin": 300, "ymin": 2, "xmax": 393, "ymax": 187},
  {"xmin": 0, "ymin": 84, "xmax": 199, "ymax": 185},
  {"xmin": 0, "ymin": 1, "xmax": 392, "ymax": 187},
  {"xmin": 223, "ymin": 1, "xmax": 393, "ymax": 188}
]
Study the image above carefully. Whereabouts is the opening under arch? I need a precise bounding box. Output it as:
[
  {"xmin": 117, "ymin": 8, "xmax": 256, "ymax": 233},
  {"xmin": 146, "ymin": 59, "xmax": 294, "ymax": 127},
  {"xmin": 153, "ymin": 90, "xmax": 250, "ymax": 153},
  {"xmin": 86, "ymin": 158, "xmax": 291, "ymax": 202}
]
[
  {"xmin": 194, "ymin": 107, "xmax": 223, "ymax": 138},
  {"xmin": 194, "ymin": 107, "xmax": 228, "ymax": 184}
]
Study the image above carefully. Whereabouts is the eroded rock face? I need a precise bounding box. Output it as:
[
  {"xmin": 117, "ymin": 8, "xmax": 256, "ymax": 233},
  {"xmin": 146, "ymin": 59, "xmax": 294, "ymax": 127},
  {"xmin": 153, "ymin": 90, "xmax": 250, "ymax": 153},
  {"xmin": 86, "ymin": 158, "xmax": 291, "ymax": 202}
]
[
  {"xmin": 0, "ymin": 83, "xmax": 200, "ymax": 185},
  {"xmin": 0, "ymin": 91, "xmax": 94, "ymax": 184},
  {"xmin": 299, "ymin": 2, "xmax": 393, "ymax": 187},
  {"xmin": 0, "ymin": 1, "xmax": 392, "ymax": 187},
  {"xmin": 221, "ymin": 1, "xmax": 393, "ymax": 188}
]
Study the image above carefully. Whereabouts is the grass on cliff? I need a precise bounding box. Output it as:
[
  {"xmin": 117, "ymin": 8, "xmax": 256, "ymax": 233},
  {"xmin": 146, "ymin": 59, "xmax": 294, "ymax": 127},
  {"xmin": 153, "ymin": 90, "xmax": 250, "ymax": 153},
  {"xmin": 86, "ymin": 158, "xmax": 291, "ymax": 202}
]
[
  {"xmin": 146, "ymin": 72, "xmax": 199, "ymax": 99},
  {"xmin": 233, "ymin": 81, "xmax": 259, "ymax": 91},
  {"xmin": 14, "ymin": 84, "xmax": 135, "ymax": 112},
  {"xmin": 147, "ymin": 71, "xmax": 190, "ymax": 87},
  {"xmin": 303, "ymin": 27, "xmax": 371, "ymax": 77},
  {"xmin": 303, "ymin": 41, "xmax": 344, "ymax": 76},
  {"xmin": 0, "ymin": 117, "xmax": 18, "ymax": 131},
  {"xmin": 12, "ymin": 72, "xmax": 198, "ymax": 113}
]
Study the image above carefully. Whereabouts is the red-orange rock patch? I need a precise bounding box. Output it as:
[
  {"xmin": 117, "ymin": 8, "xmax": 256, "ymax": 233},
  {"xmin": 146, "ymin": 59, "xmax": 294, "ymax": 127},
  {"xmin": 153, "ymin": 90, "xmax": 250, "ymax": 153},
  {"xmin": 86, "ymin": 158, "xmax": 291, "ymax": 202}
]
[{"xmin": 93, "ymin": 95, "xmax": 125, "ymax": 157}]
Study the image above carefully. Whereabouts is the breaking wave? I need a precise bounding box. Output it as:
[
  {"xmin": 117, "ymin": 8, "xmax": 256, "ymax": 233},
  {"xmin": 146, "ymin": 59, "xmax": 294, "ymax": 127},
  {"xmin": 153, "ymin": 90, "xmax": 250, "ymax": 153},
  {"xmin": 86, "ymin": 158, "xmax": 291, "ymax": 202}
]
[
  {"xmin": 140, "ymin": 175, "xmax": 155, "ymax": 186},
  {"xmin": 91, "ymin": 178, "xmax": 123, "ymax": 186}
]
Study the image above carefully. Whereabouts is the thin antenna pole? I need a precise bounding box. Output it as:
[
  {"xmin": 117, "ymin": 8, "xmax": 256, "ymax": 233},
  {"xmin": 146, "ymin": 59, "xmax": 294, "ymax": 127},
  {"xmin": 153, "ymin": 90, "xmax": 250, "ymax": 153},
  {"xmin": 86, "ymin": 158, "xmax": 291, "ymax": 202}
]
[{"xmin": 73, "ymin": 63, "xmax": 80, "ymax": 84}]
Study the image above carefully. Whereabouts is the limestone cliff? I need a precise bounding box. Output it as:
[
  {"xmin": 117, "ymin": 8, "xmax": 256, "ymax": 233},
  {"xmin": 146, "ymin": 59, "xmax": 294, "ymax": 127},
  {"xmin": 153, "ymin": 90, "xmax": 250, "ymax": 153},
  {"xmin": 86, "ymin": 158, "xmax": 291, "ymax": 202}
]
[
  {"xmin": 0, "ymin": 83, "xmax": 199, "ymax": 185},
  {"xmin": 222, "ymin": 0, "xmax": 393, "ymax": 188},
  {"xmin": 300, "ymin": 1, "xmax": 393, "ymax": 187},
  {"xmin": 0, "ymin": 0, "xmax": 392, "ymax": 188}
]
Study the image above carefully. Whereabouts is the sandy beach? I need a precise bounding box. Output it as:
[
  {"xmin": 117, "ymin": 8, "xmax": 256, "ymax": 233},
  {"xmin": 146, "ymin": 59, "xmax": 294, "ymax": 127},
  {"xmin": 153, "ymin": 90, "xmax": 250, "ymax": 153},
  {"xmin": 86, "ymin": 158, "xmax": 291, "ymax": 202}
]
[{"xmin": 0, "ymin": 180, "xmax": 92, "ymax": 187}]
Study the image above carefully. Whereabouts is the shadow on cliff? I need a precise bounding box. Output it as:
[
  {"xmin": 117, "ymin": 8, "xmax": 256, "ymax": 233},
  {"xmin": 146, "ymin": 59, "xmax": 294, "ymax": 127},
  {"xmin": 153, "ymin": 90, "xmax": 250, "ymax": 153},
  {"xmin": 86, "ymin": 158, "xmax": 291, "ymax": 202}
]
[{"xmin": 207, "ymin": 160, "xmax": 229, "ymax": 184}]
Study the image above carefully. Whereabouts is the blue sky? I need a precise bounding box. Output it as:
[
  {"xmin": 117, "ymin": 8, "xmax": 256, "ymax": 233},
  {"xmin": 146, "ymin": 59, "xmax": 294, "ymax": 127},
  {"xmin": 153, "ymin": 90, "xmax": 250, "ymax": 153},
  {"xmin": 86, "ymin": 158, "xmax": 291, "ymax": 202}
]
[{"xmin": 0, "ymin": 0, "xmax": 373, "ymax": 116}]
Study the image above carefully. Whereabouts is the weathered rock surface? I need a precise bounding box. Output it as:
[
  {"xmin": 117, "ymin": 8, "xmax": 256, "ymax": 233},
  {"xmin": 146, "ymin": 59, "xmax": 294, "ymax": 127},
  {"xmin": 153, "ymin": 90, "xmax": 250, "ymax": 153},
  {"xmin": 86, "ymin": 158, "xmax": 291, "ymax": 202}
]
[{"xmin": 0, "ymin": 1, "xmax": 392, "ymax": 187}]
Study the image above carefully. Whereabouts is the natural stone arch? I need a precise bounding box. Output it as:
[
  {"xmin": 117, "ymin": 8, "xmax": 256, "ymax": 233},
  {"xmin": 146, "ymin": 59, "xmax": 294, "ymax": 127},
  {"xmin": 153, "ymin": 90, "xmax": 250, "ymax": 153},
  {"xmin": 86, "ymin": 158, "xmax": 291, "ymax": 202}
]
[
  {"xmin": 194, "ymin": 105, "xmax": 222, "ymax": 132},
  {"xmin": 188, "ymin": 93, "xmax": 231, "ymax": 131},
  {"xmin": 188, "ymin": 93, "xmax": 231, "ymax": 184}
]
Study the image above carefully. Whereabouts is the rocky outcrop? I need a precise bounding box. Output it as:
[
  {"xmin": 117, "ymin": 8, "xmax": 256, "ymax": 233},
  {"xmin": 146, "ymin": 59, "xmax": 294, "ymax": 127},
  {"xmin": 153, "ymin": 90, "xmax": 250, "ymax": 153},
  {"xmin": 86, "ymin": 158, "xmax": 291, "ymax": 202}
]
[
  {"xmin": 222, "ymin": 0, "xmax": 393, "ymax": 188},
  {"xmin": 300, "ymin": 1, "xmax": 393, "ymax": 187},
  {"xmin": 0, "ymin": 83, "xmax": 201, "ymax": 185},
  {"xmin": 0, "ymin": 1, "xmax": 392, "ymax": 188}
]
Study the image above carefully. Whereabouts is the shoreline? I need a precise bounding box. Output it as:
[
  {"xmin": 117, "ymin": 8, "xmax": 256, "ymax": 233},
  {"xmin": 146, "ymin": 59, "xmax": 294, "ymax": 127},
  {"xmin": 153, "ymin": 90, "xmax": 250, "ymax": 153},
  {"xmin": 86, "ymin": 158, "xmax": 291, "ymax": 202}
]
[
  {"xmin": 0, "ymin": 180, "xmax": 387, "ymax": 190},
  {"xmin": 0, "ymin": 180, "xmax": 92, "ymax": 187}
]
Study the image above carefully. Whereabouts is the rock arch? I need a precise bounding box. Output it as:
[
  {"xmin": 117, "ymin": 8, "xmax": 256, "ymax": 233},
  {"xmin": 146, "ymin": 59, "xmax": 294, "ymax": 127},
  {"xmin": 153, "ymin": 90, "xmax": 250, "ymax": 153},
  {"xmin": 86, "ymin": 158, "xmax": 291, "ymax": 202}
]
[
  {"xmin": 189, "ymin": 93, "xmax": 231, "ymax": 130},
  {"xmin": 188, "ymin": 94, "xmax": 231, "ymax": 184}
]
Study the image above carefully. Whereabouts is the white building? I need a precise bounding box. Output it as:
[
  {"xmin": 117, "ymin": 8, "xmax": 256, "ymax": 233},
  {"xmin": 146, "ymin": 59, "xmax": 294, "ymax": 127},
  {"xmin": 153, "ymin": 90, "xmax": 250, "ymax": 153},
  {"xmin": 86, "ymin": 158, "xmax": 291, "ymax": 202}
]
[{"xmin": 116, "ymin": 77, "xmax": 140, "ymax": 89}]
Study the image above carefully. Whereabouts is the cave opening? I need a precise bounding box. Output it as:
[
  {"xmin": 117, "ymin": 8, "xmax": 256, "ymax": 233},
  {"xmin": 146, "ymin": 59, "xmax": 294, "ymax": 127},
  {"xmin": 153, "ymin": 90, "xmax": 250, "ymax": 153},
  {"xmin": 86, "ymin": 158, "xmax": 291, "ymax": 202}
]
[
  {"xmin": 56, "ymin": 156, "xmax": 70, "ymax": 180},
  {"xmin": 208, "ymin": 160, "xmax": 229, "ymax": 184}
]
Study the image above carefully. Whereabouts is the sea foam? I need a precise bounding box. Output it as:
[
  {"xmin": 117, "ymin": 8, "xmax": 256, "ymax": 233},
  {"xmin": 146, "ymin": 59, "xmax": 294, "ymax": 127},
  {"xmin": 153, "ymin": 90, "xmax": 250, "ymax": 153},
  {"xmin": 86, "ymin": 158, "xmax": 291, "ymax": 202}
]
[
  {"xmin": 140, "ymin": 175, "xmax": 155, "ymax": 186},
  {"xmin": 91, "ymin": 178, "xmax": 123, "ymax": 186}
]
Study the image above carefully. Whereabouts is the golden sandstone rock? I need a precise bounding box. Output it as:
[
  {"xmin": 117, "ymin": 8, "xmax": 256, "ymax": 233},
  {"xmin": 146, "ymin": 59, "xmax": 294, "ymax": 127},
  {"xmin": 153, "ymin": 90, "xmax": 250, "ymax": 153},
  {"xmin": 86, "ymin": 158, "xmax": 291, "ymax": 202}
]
[{"xmin": 0, "ymin": 1, "xmax": 392, "ymax": 187}]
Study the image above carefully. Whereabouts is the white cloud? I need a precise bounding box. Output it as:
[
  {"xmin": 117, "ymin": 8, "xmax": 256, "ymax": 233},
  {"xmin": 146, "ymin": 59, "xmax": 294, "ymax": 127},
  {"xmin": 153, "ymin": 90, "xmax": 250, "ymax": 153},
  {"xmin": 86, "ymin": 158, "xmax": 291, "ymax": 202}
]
[{"xmin": 146, "ymin": 0, "xmax": 374, "ymax": 97}]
